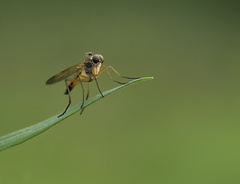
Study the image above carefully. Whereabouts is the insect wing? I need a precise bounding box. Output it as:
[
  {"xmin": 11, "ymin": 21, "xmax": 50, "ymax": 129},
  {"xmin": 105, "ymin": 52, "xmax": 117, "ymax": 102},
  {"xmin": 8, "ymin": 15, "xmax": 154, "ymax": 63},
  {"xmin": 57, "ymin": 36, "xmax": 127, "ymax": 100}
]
[{"xmin": 46, "ymin": 63, "xmax": 84, "ymax": 84}]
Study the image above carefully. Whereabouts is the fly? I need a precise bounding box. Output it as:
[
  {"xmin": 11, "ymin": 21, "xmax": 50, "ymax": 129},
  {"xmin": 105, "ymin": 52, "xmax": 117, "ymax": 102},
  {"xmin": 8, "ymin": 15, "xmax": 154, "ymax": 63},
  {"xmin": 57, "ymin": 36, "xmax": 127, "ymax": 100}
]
[{"xmin": 46, "ymin": 52, "xmax": 139, "ymax": 117}]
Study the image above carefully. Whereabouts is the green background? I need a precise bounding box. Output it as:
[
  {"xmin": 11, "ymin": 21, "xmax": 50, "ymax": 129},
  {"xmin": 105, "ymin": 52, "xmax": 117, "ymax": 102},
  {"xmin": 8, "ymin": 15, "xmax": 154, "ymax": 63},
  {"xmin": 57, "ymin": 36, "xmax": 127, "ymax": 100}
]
[{"xmin": 1, "ymin": 0, "xmax": 240, "ymax": 183}]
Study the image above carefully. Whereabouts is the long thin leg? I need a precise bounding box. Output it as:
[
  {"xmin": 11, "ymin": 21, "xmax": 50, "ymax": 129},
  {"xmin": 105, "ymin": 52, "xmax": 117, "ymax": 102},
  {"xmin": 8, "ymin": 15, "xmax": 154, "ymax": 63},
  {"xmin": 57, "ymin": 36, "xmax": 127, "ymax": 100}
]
[
  {"xmin": 105, "ymin": 70, "xmax": 127, "ymax": 84},
  {"xmin": 58, "ymin": 78, "xmax": 86, "ymax": 118},
  {"xmin": 80, "ymin": 108, "xmax": 85, "ymax": 115},
  {"xmin": 95, "ymin": 76, "xmax": 104, "ymax": 97},
  {"xmin": 80, "ymin": 81, "xmax": 91, "ymax": 115},
  {"xmin": 58, "ymin": 79, "xmax": 72, "ymax": 117},
  {"xmin": 98, "ymin": 65, "xmax": 140, "ymax": 79},
  {"xmin": 86, "ymin": 82, "xmax": 90, "ymax": 100},
  {"xmin": 78, "ymin": 77, "xmax": 85, "ymax": 109},
  {"xmin": 80, "ymin": 78, "xmax": 103, "ymax": 116},
  {"xmin": 97, "ymin": 65, "xmax": 139, "ymax": 85}
]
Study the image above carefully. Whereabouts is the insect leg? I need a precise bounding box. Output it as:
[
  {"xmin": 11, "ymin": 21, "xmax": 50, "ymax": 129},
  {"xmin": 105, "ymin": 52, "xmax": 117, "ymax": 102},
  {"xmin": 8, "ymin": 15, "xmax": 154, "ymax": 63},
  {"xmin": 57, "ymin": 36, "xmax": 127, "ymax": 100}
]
[
  {"xmin": 86, "ymin": 82, "xmax": 90, "ymax": 100},
  {"xmin": 58, "ymin": 79, "xmax": 73, "ymax": 117},
  {"xmin": 105, "ymin": 69, "xmax": 127, "ymax": 84},
  {"xmin": 78, "ymin": 77, "xmax": 85, "ymax": 109},
  {"xmin": 80, "ymin": 81, "xmax": 91, "ymax": 115},
  {"xmin": 98, "ymin": 65, "xmax": 139, "ymax": 84},
  {"xmin": 99, "ymin": 65, "xmax": 140, "ymax": 79},
  {"xmin": 94, "ymin": 76, "xmax": 104, "ymax": 98}
]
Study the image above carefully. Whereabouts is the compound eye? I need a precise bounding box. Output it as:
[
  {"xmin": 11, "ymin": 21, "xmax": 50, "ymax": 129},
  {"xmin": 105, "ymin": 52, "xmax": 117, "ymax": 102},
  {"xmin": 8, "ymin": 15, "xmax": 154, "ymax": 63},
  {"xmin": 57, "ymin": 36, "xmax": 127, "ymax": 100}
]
[
  {"xmin": 92, "ymin": 55, "xmax": 100, "ymax": 63},
  {"xmin": 99, "ymin": 55, "xmax": 104, "ymax": 63},
  {"xmin": 92, "ymin": 54, "xmax": 104, "ymax": 63}
]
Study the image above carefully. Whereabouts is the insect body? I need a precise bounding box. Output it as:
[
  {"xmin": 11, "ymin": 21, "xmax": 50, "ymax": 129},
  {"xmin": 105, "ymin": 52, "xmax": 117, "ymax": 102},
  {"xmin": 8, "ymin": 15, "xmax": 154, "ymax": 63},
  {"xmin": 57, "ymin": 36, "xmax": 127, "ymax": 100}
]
[{"xmin": 46, "ymin": 52, "xmax": 138, "ymax": 117}]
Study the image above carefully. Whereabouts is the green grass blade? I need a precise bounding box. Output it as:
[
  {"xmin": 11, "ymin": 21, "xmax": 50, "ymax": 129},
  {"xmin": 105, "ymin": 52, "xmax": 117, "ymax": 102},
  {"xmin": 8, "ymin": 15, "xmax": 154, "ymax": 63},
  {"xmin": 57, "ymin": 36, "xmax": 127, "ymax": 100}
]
[{"xmin": 0, "ymin": 77, "xmax": 153, "ymax": 151}]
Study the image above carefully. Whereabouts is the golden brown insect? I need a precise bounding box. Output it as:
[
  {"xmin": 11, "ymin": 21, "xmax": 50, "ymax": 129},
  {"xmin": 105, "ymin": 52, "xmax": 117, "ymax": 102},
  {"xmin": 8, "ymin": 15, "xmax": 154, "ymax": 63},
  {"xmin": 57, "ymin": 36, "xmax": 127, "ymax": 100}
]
[{"xmin": 46, "ymin": 52, "xmax": 139, "ymax": 117}]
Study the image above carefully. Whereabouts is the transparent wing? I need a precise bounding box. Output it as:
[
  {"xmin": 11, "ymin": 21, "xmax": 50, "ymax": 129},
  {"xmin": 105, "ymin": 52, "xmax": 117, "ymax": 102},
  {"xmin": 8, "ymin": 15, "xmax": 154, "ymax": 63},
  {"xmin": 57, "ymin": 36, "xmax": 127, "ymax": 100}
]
[{"xmin": 46, "ymin": 63, "xmax": 84, "ymax": 84}]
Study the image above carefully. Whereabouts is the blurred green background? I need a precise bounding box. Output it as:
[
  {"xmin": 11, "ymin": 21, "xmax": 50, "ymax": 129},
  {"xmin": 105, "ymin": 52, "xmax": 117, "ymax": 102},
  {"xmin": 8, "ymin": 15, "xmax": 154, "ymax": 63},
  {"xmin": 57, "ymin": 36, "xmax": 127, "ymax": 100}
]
[{"xmin": 1, "ymin": 0, "xmax": 240, "ymax": 183}]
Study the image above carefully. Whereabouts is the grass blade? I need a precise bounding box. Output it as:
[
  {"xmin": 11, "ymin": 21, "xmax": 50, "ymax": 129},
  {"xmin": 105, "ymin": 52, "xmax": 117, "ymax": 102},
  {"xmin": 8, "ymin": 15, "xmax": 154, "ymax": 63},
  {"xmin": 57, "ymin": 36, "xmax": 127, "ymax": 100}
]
[{"xmin": 0, "ymin": 77, "xmax": 153, "ymax": 151}]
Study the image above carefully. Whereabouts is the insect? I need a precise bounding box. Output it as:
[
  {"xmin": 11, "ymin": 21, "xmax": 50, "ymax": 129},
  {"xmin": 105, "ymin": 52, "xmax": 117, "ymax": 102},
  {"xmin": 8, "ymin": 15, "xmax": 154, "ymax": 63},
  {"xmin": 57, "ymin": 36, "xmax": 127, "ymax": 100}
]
[{"xmin": 46, "ymin": 52, "xmax": 139, "ymax": 117}]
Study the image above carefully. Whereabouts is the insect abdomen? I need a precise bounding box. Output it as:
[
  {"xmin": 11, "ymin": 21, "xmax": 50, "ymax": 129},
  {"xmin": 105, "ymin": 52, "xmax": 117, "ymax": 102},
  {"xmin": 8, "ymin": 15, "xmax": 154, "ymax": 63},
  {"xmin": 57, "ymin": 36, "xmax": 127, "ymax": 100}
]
[{"xmin": 64, "ymin": 81, "xmax": 77, "ymax": 94}]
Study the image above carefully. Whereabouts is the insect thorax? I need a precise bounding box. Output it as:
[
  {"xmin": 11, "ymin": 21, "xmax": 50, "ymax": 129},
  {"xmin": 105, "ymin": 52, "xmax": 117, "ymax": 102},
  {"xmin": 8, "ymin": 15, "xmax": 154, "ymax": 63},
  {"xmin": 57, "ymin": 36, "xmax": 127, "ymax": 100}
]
[{"xmin": 85, "ymin": 61, "xmax": 92, "ymax": 75}]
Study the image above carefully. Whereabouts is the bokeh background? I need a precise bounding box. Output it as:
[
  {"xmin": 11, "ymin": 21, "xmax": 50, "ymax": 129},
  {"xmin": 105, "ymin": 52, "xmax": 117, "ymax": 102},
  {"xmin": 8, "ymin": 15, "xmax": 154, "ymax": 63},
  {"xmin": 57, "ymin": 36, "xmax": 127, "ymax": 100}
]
[{"xmin": 1, "ymin": 0, "xmax": 240, "ymax": 183}]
